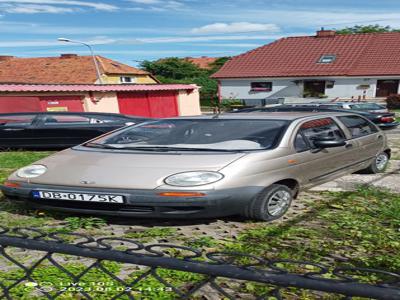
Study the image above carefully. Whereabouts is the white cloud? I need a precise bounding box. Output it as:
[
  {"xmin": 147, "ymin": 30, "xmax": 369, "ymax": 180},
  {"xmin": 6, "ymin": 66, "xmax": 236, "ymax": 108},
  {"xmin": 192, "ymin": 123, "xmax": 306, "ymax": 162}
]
[
  {"xmin": 128, "ymin": 0, "xmax": 161, "ymax": 4},
  {"xmin": 133, "ymin": 34, "xmax": 287, "ymax": 44},
  {"xmin": 0, "ymin": 0, "xmax": 118, "ymax": 11},
  {"xmin": 0, "ymin": 37, "xmax": 115, "ymax": 47},
  {"xmin": 195, "ymin": 43, "xmax": 262, "ymax": 48},
  {"xmin": 192, "ymin": 22, "xmax": 280, "ymax": 34},
  {"xmin": 126, "ymin": 0, "xmax": 186, "ymax": 11},
  {"xmin": 0, "ymin": 4, "xmax": 76, "ymax": 13},
  {"xmin": 203, "ymin": 9, "xmax": 400, "ymax": 29}
]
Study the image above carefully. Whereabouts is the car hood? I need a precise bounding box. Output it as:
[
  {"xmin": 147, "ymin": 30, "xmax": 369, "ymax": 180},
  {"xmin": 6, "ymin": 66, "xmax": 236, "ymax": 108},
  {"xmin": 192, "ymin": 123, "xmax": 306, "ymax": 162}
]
[{"xmin": 23, "ymin": 148, "xmax": 246, "ymax": 189}]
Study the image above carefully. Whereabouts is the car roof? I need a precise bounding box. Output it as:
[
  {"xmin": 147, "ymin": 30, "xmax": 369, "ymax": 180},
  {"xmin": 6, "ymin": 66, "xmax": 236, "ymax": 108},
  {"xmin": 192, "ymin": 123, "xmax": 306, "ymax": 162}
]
[
  {"xmin": 171, "ymin": 111, "xmax": 355, "ymax": 121},
  {"xmin": 0, "ymin": 111, "xmax": 149, "ymax": 118}
]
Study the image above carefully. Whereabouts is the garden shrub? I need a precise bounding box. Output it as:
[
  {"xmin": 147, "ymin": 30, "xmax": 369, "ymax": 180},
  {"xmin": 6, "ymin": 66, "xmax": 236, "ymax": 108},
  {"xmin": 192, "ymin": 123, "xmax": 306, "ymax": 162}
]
[{"xmin": 386, "ymin": 94, "xmax": 400, "ymax": 109}]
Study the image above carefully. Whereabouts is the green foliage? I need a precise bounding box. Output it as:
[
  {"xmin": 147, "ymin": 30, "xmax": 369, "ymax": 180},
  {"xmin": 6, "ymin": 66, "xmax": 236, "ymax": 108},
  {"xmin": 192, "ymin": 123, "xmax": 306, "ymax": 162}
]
[
  {"xmin": 184, "ymin": 236, "xmax": 218, "ymax": 248},
  {"xmin": 335, "ymin": 24, "xmax": 400, "ymax": 34},
  {"xmin": 140, "ymin": 57, "xmax": 230, "ymax": 104},
  {"xmin": 63, "ymin": 217, "xmax": 107, "ymax": 231},
  {"xmin": 140, "ymin": 58, "xmax": 205, "ymax": 80},
  {"xmin": 386, "ymin": 94, "xmax": 400, "ymax": 109}
]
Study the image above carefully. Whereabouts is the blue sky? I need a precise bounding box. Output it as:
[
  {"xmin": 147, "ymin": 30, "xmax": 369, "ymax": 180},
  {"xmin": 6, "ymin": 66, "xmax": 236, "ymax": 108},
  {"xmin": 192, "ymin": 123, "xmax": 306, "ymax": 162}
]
[{"xmin": 1, "ymin": 0, "xmax": 400, "ymax": 66}]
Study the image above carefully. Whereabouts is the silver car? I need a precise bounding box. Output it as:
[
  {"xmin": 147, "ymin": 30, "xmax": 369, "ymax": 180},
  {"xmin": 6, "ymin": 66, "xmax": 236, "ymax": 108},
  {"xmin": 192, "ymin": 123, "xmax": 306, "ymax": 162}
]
[{"xmin": 2, "ymin": 112, "xmax": 391, "ymax": 221}]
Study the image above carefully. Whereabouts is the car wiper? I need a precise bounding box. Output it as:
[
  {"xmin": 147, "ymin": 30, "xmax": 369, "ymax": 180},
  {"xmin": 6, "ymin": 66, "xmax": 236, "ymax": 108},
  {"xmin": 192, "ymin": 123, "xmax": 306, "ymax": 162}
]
[
  {"xmin": 111, "ymin": 146, "xmax": 239, "ymax": 152},
  {"xmin": 85, "ymin": 143, "xmax": 251, "ymax": 152},
  {"xmin": 84, "ymin": 142, "xmax": 121, "ymax": 149}
]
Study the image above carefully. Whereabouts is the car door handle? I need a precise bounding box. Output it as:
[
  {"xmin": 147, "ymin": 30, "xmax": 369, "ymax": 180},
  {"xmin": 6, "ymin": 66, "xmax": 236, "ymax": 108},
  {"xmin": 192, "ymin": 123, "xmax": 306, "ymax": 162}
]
[
  {"xmin": 377, "ymin": 135, "xmax": 383, "ymax": 140},
  {"xmin": 3, "ymin": 128, "xmax": 24, "ymax": 131},
  {"xmin": 345, "ymin": 143, "xmax": 353, "ymax": 149}
]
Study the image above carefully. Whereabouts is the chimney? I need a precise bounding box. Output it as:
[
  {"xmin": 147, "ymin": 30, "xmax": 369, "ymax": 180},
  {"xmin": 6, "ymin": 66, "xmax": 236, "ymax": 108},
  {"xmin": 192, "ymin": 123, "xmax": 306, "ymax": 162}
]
[
  {"xmin": 60, "ymin": 54, "xmax": 78, "ymax": 59},
  {"xmin": 0, "ymin": 55, "xmax": 15, "ymax": 61},
  {"xmin": 316, "ymin": 28, "xmax": 336, "ymax": 38}
]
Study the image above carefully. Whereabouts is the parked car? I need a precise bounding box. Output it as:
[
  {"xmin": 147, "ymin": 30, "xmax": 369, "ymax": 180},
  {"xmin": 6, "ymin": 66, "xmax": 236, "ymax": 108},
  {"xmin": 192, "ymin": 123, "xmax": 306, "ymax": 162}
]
[
  {"xmin": 2, "ymin": 112, "xmax": 390, "ymax": 221},
  {"xmin": 305, "ymin": 101, "xmax": 389, "ymax": 113},
  {"xmin": 0, "ymin": 112, "xmax": 150, "ymax": 149},
  {"xmin": 233, "ymin": 105, "xmax": 399, "ymax": 129}
]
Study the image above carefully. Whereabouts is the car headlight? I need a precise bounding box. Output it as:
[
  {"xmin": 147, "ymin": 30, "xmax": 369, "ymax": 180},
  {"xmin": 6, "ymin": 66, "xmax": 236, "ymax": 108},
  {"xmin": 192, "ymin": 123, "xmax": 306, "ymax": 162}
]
[
  {"xmin": 164, "ymin": 171, "xmax": 223, "ymax": 187},
  {"xmin": 16, "ymin": 165, "xmax": 47, "ymax": 179}
]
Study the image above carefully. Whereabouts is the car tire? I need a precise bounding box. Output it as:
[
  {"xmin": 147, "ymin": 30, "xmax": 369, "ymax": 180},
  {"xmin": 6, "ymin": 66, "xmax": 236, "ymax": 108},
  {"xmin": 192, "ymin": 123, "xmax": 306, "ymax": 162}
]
[
  {"xmin": 243, "ymin": 184, "xmax": 293, "ymax": 221},
  {"xmin": 362, "ymin": 152, "xmax": 389, "ymax": 174}
]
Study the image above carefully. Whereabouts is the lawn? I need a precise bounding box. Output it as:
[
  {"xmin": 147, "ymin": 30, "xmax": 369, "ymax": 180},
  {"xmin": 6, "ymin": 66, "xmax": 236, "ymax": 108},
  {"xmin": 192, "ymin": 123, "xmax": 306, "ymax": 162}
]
[
  {"xmin": 0, "ymin": 151, "xmax": 399, "ymax": 298},
  {"xmin": 390, "ymin": 108, "xmax": 400, "ymax": 122}
]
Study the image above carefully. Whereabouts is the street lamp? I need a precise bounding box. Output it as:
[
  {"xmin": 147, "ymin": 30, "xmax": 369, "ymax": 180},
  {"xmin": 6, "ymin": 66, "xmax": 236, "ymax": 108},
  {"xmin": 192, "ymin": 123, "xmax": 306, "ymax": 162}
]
[{"xmin": 57, "ymin": 38, "xmax": 103, "ymax": 84}]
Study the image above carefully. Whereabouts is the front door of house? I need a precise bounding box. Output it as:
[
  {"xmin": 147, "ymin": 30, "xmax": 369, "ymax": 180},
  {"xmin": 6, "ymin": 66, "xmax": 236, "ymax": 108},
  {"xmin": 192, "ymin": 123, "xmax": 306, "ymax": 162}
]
[
  {"xmin": 304, "ymin": 81, "xmax": 326, "ymax": 97},
  {"xmin": 376, "ymin": 80, "xmax": 399, "ymax": 97}
]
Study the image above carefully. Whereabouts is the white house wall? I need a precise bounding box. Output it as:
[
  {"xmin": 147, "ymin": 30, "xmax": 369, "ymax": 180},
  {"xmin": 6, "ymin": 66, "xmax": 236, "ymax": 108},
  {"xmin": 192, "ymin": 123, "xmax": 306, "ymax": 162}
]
[
  {"xmin": 324, "ymin": 78, "xmax": 376, "ymax": 98},
  {"xmin": 220, "ymin": 79, "xmax": 302, "ymax": 100},
  {"xmin": 219, "ymin": 77, "xmax": 400, "ymax": 100}
]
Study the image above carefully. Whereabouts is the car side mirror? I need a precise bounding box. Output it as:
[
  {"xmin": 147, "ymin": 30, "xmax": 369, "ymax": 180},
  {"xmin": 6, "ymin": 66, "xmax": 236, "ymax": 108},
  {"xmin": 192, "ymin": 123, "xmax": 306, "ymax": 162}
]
[{"xmin": 313, "ymin": 139, "xmax": 346, "ymax": 148}]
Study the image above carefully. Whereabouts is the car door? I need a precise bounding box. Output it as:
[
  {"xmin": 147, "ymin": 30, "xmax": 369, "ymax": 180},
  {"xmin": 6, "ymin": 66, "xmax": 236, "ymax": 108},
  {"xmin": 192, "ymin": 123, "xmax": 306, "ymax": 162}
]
[
  {"xmin": 33, "ymin": 114, "xmax": 96, "ymax": 148},
  {"xmin": 0, "ymin": 114, "xmax": 39, "ymax": 148},
  {"xmin": 290, "ymin": 117, "xmax": 357, "ymax": 187},
  {"xmin": 336, "ymin": 115, "xmax": 383, "ymax": 165}
]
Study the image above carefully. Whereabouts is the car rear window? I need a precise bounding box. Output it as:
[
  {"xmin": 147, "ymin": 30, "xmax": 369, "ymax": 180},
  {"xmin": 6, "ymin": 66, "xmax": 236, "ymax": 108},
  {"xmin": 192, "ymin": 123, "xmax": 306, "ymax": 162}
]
[
  {"xmin": 338, "ymin": 116, "xmax": 378, "ymax": 138},
  {"xmin": 43, "ymin": 115, "xmax": 90, "ymax": 125},
  {"xmin": 0, "ymin": 115, "xmax": 36, "ymax": 126}
]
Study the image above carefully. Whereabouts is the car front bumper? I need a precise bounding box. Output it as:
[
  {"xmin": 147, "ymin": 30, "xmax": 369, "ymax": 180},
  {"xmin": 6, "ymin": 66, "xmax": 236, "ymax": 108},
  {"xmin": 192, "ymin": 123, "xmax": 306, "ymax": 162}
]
[{"xmin": 1, "ymin": 182, "xmax": 263, "ymax": 219}]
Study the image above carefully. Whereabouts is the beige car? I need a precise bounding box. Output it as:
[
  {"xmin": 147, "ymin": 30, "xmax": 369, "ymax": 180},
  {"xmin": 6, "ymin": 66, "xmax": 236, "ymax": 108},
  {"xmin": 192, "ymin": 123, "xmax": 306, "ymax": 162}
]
[{"xmin": 2, "ymin": 112, "xmax": 390, "ymax": 221}]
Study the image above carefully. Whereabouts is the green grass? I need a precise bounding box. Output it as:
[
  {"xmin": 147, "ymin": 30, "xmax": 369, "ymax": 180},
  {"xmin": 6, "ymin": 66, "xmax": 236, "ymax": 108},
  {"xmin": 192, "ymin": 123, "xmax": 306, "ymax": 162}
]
[
  {"xmin": 0, "ymin": 151, "xmax": 400, "ymax": 298},
  {"xmin": 390, "ymin": 109, "xmax": 400, "ymax": 122},
  {"xmin": 0, "ymin": 151, "xmax": 54, "ymax": 183},
  {"xmin": 224, "ymin": 186, "xmax": 400, "ymax": 270}
]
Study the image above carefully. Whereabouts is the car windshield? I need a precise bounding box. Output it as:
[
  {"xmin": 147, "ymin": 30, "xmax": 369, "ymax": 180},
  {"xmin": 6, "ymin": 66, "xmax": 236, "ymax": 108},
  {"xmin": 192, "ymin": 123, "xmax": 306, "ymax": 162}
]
[
  {"xmin": 349, "ymin": 103, "xmax": 385, "ymax": 111},
  {"xmin": 85, "ymin": 119, "xmax": 289, "ymax": 151}
]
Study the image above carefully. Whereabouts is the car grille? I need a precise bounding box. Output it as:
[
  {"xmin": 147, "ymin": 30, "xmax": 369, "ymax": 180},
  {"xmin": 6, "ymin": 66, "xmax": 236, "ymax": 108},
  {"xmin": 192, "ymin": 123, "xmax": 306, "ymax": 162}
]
[{"xmin": 29, "ymin": 198, "xmax": 154, "ymax": 212}]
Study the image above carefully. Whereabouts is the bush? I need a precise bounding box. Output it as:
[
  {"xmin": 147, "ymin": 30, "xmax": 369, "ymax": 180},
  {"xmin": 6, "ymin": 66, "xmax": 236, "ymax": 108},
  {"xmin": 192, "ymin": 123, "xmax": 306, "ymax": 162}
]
[{"xmin": 386, "ymin": 94, "xmax": 400, "ymax": 109}]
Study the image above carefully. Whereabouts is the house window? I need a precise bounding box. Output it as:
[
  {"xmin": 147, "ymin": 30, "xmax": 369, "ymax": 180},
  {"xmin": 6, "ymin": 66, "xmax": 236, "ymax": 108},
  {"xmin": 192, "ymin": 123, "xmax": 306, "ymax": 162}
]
[
  {"xmin": 326, "ymin": 80, "xmax": 335, "ymax": 89},
  {"xmin": 250, "ymin": 82, "xmax": 272, "ymax": 92},
  {"xmin": 318, "ymin": 55, "xmax": 336, "ymax": 64},
  {"xmin": 120, "ymin": 76, "xmax": 135, "ymax": 84}
]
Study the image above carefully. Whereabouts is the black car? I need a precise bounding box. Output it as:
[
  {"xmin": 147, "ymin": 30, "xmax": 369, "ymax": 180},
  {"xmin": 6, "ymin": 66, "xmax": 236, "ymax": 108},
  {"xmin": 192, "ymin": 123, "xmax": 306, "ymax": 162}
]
[
  {"xmin": 0, "ymin": 112, "xmax": 150, "ymax": 149},
  {"xmin": 233, "ymin": 105, "xmax": 399, "ymax": 129}
]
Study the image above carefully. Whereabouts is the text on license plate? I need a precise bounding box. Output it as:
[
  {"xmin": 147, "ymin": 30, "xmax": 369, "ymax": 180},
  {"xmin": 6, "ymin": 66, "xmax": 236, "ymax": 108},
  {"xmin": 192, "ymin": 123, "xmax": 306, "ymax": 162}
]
[{"xmin": 32, "ymin": 191, "xmax": 124, "ymax": 203}]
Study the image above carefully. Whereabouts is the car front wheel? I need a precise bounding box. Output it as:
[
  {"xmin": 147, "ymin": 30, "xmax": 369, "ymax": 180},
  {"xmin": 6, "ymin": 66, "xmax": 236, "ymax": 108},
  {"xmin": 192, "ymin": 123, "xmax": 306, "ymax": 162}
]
[
  {"xmin": 363, "ymin": 152, "xmax": 389, "ymax": 174},
  {"xmin": 243, "ymin": 184, "xmax": 293, "ymax": 221}
]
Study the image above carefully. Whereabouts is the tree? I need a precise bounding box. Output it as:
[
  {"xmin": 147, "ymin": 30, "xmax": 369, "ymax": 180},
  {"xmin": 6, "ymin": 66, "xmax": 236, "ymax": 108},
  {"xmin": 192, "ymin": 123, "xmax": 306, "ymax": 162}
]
[
  {"xmin": 140, "ymin": 58, "xmax": 205, "ymax": 80},
  {"xmin": 335, "ymin": 24, "xmax": 400, "ymax": 34},
  {"xmin": 140, "ymin": 57, "xmax": 230, "ymax": 105}
]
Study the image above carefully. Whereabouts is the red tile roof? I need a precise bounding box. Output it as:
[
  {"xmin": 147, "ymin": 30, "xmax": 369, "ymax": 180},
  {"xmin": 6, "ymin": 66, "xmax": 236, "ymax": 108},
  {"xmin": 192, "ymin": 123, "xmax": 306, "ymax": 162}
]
[
  {"xmin": 212, "ymin": 32, "xmax": 400, "ymax": 78},
  {"xmin": 185, "ymin": 57, "xmax": 218, "ymax": 69},
  {"xmin": 0, "ymin": 55, "xmax": 152, "ymax": 84},
  {"xmin": 0, "ymin": 83, "xmax": 197, "ymax": 93}
]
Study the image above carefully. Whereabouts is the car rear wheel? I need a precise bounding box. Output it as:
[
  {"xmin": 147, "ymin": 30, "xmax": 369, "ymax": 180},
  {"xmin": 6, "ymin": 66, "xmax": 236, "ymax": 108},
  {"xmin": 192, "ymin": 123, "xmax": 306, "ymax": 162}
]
[
  {"xmin": 243, "ymin": 184, "xmax": 293, "ymax": 221},
  {"xmin": 363, "ymin": 152, "xmax": 389, "ymax": 174}
]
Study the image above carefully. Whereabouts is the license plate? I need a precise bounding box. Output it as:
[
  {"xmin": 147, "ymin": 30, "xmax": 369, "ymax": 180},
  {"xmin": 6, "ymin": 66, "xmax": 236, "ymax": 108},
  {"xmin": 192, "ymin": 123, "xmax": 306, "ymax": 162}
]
[{"xmin": 32, "ymin": 191, "xmax": 124, "ymax": 203}]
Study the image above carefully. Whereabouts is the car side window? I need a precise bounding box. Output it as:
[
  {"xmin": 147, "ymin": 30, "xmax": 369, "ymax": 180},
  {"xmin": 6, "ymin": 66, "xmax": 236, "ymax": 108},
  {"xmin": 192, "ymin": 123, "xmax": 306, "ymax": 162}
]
[
  {"xmin": 300, "ymin": 118, "xmax": 345, "ymax": 148},
  {"xmin": 43, "ymin": 115, "xmax": 90, "ymax": 125},
  {"xmin": 338, "ymin": 116, "xmax": 378, "ymax": 138},
  {"xmin": 90, "ymin": 116, "xmax": 124, "ymax": 124},
  {"xmin": 294, "ymin": 132, "xmax": 310, "ymax": 152},
  {"xmin": 0, "ymin": 115, "xmax": 36, "ymax": 127}
]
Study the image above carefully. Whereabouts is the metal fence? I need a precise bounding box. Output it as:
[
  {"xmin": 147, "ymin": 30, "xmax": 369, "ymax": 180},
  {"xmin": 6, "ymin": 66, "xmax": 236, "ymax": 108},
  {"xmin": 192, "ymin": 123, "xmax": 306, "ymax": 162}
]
[{"xmin": 0, "ymin": 227, "xmax": 399, "ymax": 299}]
